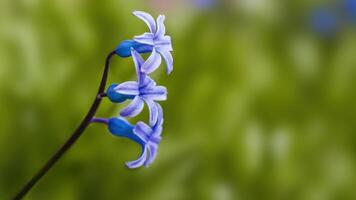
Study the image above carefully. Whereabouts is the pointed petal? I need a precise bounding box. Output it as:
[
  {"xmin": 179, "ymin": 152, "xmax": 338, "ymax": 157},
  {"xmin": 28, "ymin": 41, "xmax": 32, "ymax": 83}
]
[
  {"xmin": 145, "ymin": 99, "xmax": 159, "ymax": 126},
  {"xmin": 120, "ymin": 96, "xmax": 144, "ymax": 117},
  {"xmin": 156, "ymin": 103, "xmax": 163, "ymax": 125},
  {"xmin": 134, "ymin": 32, "xmax": 154, "ymax": 45},
  {"xmin": 152, "ymin": 127, "xmax": 163, "ymax": 139},
  {"xmin": 152, "ymin": 104, "xmax": 163, "ymax": 137},
  {"xmin": 126, "ymin": 146, "xmax": 148, "ymax": 168},
  {"xmin": 140, "ymin": 75, "xmax": 156, "ymax": 88},
  {"xmin": 114, "ymin": 81, "xmax": 139, "ymax": 95},
  {"xmin": 133, "ymin": 121, "xmax": 152, "ymax": 142},
  {"xmin": 133, "ymin": 11, "xmax": 156, "ymax": 33},
  {"xmin": 158, "ymin": 49, "xmax": 173, "ymax": 74},
  {"xmin": 152, "ymin": 104, "xmax": 164, "ymax": 133},
  {"xmin": 144, "ymin": 143, "xmax": 158, "ymax": 167},
  {"xmin": 131, "ymin": 48, "xmax": 145, "ymax": 67},
  {"xmin": 130, "ymin": 48, "xmax": 145, "ymax": 82},
  {"xmin": 141, "ymin": 49, "xmax": 162, "ymax": 74},
  {"xmin": 155, "ymin": 15, "xmax": 166, "ymax": 38},
  {"xmin": 151, "ymin": 134, "xmax": 162, "ymax": 144},
  {"xmin": 141, "ymin": 86, "xmax": 167, "ymax": 101},
  {"xmin": 156, "ymin": 36, "xmax": 173, "ymax": 51}
]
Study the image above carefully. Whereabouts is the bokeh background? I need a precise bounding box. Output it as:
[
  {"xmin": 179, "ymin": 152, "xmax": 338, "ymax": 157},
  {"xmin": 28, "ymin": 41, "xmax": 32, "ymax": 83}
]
[{"xmin": 1, "ymin": 0, "xmax": 356, "ymax": 199}]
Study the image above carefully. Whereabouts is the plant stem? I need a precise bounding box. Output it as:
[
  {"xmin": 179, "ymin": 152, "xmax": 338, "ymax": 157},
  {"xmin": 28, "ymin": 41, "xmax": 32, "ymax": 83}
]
[
  {"xmin": 91, "ymin": 117, "xmax": 109, "ymax": 124},
  {"xmin": 12, "ymin": 50, "xmax": 117, "ymax": 200}
]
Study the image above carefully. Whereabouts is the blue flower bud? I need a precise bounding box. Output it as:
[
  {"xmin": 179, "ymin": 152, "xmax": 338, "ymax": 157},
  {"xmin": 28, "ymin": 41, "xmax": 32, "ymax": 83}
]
[
  {"xmin": 116, "ymin": 40, "xmax": 153, "ymax": 58},
  {"xmin": 107, "ymin": 84, "xmax": 134, "ymax": 103},
  {"xmin": 108, "ymin": 118, "xmax": 144, "ymax": 146}
]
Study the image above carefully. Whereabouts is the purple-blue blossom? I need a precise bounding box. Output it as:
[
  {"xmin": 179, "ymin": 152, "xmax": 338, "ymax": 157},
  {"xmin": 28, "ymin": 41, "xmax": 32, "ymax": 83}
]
[
  {"xmin": 103, "ymin": 117, "xmax": 157, "ymax": 168},
  {"xmin": 114, "ymin": 48, "xmax": 166, "ymax": 126},
  {"xmin": 104, "ymin": 104, "xmax": 163, "ymax": 168},
  {"xmin": 343, "ymin": 0, "xmax": 356, "ymax": 22},
  {"xmin": 310, "ymin": 7, "xmax": 339, "ymax": 36},
  {"xmin": 133, "ymin": 11, "xmax": 173, "ymax": 74},
  {"xmin": 127, "ymin": 104, "xmax": 163, "ymax": 168},
  {"xmin": 102, "ymin": 10, "xmax": 172, "ymax": 169},
  {"xmin": 115, "ymin": 11, "xmax": 173, "ymax": 75}
]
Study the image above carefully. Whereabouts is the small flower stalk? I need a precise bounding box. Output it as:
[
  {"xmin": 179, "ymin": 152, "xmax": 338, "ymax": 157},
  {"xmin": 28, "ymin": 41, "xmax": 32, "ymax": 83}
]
[{"xmin": 95, "ymin": 11, "xmax": 173, "ymax": 168}]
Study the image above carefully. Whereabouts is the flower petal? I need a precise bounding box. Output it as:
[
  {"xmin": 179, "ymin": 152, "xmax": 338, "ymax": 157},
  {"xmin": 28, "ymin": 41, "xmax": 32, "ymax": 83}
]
[
  {"xmin": 155, "ymin": 15, "xmax": 166, "ymax": 38},
  {"xmin": 145, "ymin": 99, "xmax": 159, "ymax": 126},
  {"xmin": 126, "ymin": 146, "xmax": 148, "ymax": 168},
  {"xmin": 133, "ymin": 121, "xmax": 152, "ymax": 142},
  {"xmin": 144, "ymin": 143, "xmax": 158, "ymax": 167},
  {"xmin": 150, "ymin": 134, "xmax": 162, "ymax": 144},
  {"xmin": 120, "ymin": 96, "xmax": 144, "ymax": 117},
  {"xmin": 141, "ymin": 49, "xmax": 162, "ymax": 74},
  {"xmin": 130, "ymin": 48, "xmax": 145, "ymax": 82},
  {"xmin": 155, "ymin": 103, "xmax": 164, "ymax": 128},
  {"xmin": 141, "ymin": 76, "xmax": 156, "ymax": 90},
  {"xmin": 141, "ymin": 86, "xmax": 167, "ymax": 101},
  {"xmin": 152, "ymin": 127, "xmax": 163, "ymax": 140},
  {"xmin": 158, "ymin": 49, "xmax": 173, "ymax": 74},
  {"xmin": 131, "ymin": 48, "xmax": 145, "ymax": 68},
  {"xmin": 134, "ymin": 32, "xmax": 154, "ymax": 46},
  {"xmin": 156, "ymin": 36, "xmax": 173, "ymax": 51},
  {"xmin": 133, "ymin": 11, "xmax": 156, "ymax": 33},
  {"xmin": 114, "ymin": 81, "xmax": 139, "ymax": 95}
]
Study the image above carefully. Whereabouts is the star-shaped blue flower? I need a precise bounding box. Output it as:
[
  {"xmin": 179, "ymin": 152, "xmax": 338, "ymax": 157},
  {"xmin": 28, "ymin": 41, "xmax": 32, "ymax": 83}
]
[
  {"xmin": 106, "ymin": 105, "xmax": 163, "ymax": 168},
  {"xmin": 133, "ymin": 11, "xmax": 173, "ymax": 74},
  {"xmin": 114, "ymin": 48, "xmax": 166, "ymax": 125},
  {"xmin": 126, "ymin": 104, "xmax": 163, "ymax": 168}
]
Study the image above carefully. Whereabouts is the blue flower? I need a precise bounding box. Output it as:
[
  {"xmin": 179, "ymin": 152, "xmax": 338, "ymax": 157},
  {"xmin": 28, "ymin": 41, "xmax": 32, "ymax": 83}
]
[
  {"xmin": 115, "ymin": 11, "xmax": 173, "ymax": 74},
  {"xmin": 310, "ymin": 7, "xmax": 339, "ymax": 36},
  {"xmin": 114, "ymin": 48, "xmax": 166, "ymax": 125},
  {"xmin": 127, "ymin": 105, "xmax": 163, "ymax": 168},
  {"xmin": 106, "ymin": 104, "xmax": 163, "ymax": 168},
  {"xmin": 132, "ymin": 11, "xmax": 173, "ymax": 74},
  {"xmin": 343, "ymin": 0, "xmax": 356, "ymax": 22},
  {"xmin": 106, "ymin": 10, "xmax": 171, "ymax": 169}
]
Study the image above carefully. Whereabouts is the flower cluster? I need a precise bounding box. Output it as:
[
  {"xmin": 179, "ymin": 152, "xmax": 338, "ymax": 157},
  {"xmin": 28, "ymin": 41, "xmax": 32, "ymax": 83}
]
[{"xmin": 96, "ymin": 11, "xmax": 173, "ymax": 168}]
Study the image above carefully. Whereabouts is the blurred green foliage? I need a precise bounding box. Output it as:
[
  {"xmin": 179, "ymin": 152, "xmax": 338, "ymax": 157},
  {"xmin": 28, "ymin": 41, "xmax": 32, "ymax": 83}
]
[{"xmin": 1, "ymin": 0, "xmax": 356, "ymax": 199}]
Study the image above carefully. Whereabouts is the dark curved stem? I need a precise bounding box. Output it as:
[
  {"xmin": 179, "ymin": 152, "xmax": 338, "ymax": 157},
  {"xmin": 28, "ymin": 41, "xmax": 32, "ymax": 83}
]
[{"xmin": 12, "ymin": 50, "xmax": 117, "ymax": 200}]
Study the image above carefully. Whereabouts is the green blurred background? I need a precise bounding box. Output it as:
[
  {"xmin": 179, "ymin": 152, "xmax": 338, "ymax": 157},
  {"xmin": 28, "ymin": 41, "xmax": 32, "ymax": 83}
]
[{"xmin": 1, "ymin": 0, "xmax": 356, "ymax": 199}]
